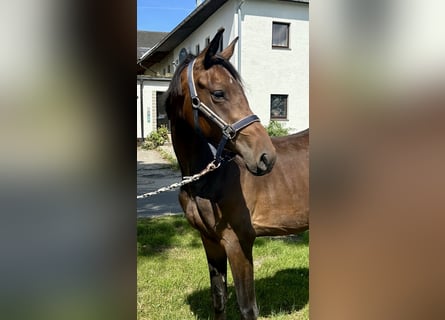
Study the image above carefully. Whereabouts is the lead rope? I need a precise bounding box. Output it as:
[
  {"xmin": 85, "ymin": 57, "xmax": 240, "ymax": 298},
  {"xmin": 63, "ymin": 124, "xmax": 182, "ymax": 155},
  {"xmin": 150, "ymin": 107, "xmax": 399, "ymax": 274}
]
[{"xmin": 136, "ymin": 160, "xmax": 220, "ymax": 199}]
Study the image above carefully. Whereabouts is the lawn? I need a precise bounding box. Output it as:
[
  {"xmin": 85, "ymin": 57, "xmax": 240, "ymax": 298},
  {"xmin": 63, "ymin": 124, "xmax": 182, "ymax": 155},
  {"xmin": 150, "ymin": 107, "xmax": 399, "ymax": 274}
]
[{"xmin": 137, "ymin": 216, "xmax": 309, "ymax": 320}]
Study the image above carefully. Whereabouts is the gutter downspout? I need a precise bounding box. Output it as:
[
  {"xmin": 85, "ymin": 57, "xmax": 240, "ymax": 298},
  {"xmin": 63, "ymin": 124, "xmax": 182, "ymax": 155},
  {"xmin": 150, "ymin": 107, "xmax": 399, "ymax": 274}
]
[{"xmin": 237, "ymin": 0, "xmax": 245, "ymax": 75}]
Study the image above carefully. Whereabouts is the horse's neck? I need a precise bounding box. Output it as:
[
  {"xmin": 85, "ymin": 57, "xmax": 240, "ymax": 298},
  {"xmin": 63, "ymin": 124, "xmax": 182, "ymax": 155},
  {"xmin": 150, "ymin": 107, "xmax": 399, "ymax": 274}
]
[{"xmin": 171, "ymin": 121, "xmax": 215, "ymax": 177}]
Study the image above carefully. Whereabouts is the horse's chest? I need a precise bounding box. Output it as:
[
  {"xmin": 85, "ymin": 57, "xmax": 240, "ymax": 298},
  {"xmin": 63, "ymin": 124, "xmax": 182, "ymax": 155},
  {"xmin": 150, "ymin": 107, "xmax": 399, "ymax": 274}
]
[{"xmin": 179, "ymin": 189, "xmax": 221, "ymax": 236}]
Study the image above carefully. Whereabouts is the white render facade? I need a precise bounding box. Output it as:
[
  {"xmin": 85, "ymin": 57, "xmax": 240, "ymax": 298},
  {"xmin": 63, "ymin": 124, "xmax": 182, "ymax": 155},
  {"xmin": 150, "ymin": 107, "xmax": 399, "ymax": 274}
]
[
  {"xmin": 138, "ymin": 0, "xmax": 308, "ymax": 138},
  {"xmin": 136, "ymin": 77, "xmax": 170, "ymax": 139}
]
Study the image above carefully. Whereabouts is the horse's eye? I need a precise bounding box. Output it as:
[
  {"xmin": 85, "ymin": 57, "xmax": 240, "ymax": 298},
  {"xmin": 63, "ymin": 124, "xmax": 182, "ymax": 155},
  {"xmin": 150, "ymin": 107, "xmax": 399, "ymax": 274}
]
[{"xmin": 211, "ymin": 90, "xmax": 225, "ymax": 100}]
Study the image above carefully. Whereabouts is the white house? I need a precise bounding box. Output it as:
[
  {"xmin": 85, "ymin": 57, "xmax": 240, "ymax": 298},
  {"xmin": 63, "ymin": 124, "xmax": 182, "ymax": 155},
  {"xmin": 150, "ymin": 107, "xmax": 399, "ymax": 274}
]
[
  {"xmin": 137, "ymin": 31, "xmax": 169, "ymax": 139},
  {"xmin": 137, "ymin": 0, "xmax": 309, "ymax": 139}
]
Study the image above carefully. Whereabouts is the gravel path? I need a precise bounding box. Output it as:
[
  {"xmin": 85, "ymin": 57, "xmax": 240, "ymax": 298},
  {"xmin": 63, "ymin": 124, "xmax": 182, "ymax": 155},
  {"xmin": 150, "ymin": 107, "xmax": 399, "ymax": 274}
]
[{"xmin": 137, "ymin": 145, "xmax": 183, "ymax": 218}]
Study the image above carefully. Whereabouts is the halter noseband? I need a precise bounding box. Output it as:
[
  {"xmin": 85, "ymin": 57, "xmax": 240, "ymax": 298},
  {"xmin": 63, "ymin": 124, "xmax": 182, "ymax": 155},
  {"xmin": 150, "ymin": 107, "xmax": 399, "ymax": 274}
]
[{"xmin": 187, "ymin": 58, "xmax": 260, "ymax": 164}]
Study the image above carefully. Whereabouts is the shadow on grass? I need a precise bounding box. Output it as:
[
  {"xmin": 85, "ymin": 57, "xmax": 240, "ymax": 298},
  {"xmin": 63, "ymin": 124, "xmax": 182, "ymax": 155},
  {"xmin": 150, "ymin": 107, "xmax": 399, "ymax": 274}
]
[
  {"xmin": 255, "ymin": 231, "xmax": 309, "ymax": 247},
  {"xmin": 137, "ymin": 216, "xmax": 202, "ymax": 257},
  {"xmin": 138, "ymin": 217, "xmax": 308, "ymax": 258},
  {"xmin": 186, "ymin": 267, "xmax": 309, "ymax": 319}
]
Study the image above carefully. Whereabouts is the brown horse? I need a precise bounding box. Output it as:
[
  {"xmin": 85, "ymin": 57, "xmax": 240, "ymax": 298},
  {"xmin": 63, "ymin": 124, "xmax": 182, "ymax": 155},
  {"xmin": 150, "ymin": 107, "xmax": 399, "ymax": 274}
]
[{"xmin": 165, "ymin": 28, "xmax": 309, "ymax": 320}]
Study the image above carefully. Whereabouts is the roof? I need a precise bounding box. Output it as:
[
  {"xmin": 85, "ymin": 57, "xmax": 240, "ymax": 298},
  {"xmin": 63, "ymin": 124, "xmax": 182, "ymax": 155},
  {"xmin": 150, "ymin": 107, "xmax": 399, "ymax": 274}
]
[
  {"xmin": 137, "ymin": 0, "xmax": 229, "ymax": 74},
  {"xmin": 137, "ymin": 31, "xmax": 168, "ymax": 59},
  {"xmin": 136, "ymin": 0, "xmax": 309, "ymax": 74}
]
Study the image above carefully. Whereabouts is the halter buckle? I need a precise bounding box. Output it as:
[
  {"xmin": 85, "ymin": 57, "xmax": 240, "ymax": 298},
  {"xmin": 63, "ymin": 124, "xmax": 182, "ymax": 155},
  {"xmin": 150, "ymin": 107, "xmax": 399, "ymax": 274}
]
[
  {"xmin": 222, "ymin": 125, "xmax": 236, "ymax": 139},
  {"xmin": 191, "ymin": 96, "xmax": 200, "ymax": 109}
]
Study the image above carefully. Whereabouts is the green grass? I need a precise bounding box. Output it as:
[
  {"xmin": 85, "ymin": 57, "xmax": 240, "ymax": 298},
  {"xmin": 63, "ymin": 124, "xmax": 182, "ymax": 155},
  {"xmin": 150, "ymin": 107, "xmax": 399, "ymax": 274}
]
[{"xmin": 137, "ymin": 216, "xmax": 309, "ymax": 320}]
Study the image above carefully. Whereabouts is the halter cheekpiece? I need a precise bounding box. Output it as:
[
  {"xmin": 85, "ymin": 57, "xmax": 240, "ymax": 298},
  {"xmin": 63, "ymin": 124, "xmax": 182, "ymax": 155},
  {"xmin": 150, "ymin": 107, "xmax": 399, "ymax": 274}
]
[{"xmin": 187, "ymin": 58, "xmax": 260, "ymax": 164}]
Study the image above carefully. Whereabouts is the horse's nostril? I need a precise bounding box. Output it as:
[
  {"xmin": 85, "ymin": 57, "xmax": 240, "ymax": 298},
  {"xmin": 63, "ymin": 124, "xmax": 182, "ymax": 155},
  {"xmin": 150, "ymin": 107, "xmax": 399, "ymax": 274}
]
[
  {"xmin": 253, "ymin": 153, "xmax": 275, "ymax": 176},
  {"xmin": 257, "ymin": 153, "xmax": 270, "ymax": 173},
  {"xmin": 260, "ymin": 153, "xmax": 269, "ymax": 167}
]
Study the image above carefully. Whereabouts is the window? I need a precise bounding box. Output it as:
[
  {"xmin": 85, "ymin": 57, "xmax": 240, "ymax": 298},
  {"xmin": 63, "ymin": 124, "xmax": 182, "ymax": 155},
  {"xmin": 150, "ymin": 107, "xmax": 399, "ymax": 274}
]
[
  {"xmin": 196, "ymin": 44, "xmax": 200, "ymax": 55},
  {"xmin": 270, "ymin": 95, "xmax": 288, "ymax": 119},
  {"xmin": 272, "ymin": 22, "xmax": 290, "ymax": 48},
  {"xmin": 167, "ymin": 64, "xmax": 171, "ymax": 74},
  {"xmin": 205, "ymin": 37, "xmax": 210, "ymax": 47}
]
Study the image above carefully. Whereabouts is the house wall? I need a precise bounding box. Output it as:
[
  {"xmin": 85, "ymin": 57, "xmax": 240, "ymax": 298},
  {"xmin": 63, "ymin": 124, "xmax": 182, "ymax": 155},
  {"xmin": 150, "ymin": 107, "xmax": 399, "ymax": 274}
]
[
  {"xmin": 152, "ymin": 51, "xmax": 175, "ymax": 78},
  {"xmin": 173, "ymin": 1, "xmax": 238, "ymax": 65},
  {"xmin": 241, "ymin": 0, "xmax": 309, "ymax": 132},
  {"xmin": 137, "ymin": 78, "xmax": 170, "ymax": 139}
]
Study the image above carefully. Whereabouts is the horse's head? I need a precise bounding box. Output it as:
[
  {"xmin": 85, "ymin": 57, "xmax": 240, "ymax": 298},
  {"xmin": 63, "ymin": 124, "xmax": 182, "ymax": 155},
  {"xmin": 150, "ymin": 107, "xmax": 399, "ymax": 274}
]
[{"xmin": 166, "ymin": 28, "xmax": 276, "ymax": 176}]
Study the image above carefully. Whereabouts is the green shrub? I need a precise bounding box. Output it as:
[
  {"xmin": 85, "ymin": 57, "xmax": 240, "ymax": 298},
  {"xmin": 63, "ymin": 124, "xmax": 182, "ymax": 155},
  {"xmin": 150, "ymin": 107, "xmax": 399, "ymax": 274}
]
[
  {"xmin": 141, "ymin": 125, "xmax": 169, "ymax": 150},
  {"xmin": 265, "ymin": 120, "xmax": 289, "ymax": 137}
]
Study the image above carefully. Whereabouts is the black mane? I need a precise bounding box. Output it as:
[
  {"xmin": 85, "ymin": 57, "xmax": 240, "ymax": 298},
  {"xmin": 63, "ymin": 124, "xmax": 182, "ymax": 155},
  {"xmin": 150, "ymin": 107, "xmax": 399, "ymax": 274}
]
[{"xmin": 164, "ymin": 54, "xmax": 195, "ymax": 118}]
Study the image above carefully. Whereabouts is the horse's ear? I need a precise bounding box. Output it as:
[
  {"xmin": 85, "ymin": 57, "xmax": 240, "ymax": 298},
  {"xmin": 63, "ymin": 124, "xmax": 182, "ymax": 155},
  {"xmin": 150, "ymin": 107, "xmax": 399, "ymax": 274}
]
[
  {"xmin": 219, "ymin": 36, "xmax": 238, "ymax": 60},
  {"xmin": 203, "ymin": 28, "xmax": 225, "ymax": 69}
]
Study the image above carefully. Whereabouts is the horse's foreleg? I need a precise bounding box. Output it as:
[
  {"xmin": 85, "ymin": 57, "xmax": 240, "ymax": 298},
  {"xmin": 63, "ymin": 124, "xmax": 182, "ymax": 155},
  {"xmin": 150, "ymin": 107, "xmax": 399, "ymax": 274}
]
[
  {"xmin": 201, "ymin": 235, "xmax": 228, "ymax": 320},
  {"xmin": 224, "ymin": 237, "xmax": 258, "ymax": 320}
]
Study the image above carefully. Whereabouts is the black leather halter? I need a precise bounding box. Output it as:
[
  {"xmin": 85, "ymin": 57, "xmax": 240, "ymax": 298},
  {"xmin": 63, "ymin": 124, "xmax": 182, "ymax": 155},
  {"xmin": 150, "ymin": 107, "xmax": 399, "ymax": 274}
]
[{"xmin": 187, "ymin": 58, "xmax": 260, "ymax": 164}]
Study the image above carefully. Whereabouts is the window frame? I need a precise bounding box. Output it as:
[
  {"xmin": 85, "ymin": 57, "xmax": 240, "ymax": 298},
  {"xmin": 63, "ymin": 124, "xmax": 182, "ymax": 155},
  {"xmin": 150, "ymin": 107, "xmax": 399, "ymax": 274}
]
[
  {"xmin": 272, "ymin": 22, "xmax": 290, "ymax": 49},
  {"xmin": 270, "ymin": 94, "xmax": 288, "ymax": 120}
]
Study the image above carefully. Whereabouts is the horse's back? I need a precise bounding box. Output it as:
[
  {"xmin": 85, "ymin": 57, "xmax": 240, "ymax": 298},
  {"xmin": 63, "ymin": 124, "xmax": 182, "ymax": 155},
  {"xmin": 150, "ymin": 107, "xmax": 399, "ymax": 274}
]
[
  {"xmin": 241, "ymin": 130, "xmax": 309, "ymax": 236},
  {"xmin": 271, "ymin": 129, "xmax": 309, "ymax": 150}
]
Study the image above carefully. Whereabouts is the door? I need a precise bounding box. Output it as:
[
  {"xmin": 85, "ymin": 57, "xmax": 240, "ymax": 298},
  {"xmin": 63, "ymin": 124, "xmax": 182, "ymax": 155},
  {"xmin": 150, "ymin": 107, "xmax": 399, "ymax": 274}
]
[{"xmin": 156, "ymin": 91, "xmax": 170, "ymax": 130}]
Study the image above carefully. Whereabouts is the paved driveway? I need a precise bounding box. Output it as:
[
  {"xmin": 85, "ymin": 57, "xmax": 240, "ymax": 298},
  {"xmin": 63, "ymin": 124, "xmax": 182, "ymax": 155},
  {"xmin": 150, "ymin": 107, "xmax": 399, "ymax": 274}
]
[{"xmin": 137, "ymin": 147, "xmax": 183, "ymax": 218}]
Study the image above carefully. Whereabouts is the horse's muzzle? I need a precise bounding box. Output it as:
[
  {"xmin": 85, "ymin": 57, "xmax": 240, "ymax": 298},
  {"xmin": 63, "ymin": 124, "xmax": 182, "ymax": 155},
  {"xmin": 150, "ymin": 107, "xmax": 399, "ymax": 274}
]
[{"xmin": 253, "ymin": 152, "xmax": 276, "ymax": 176}]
